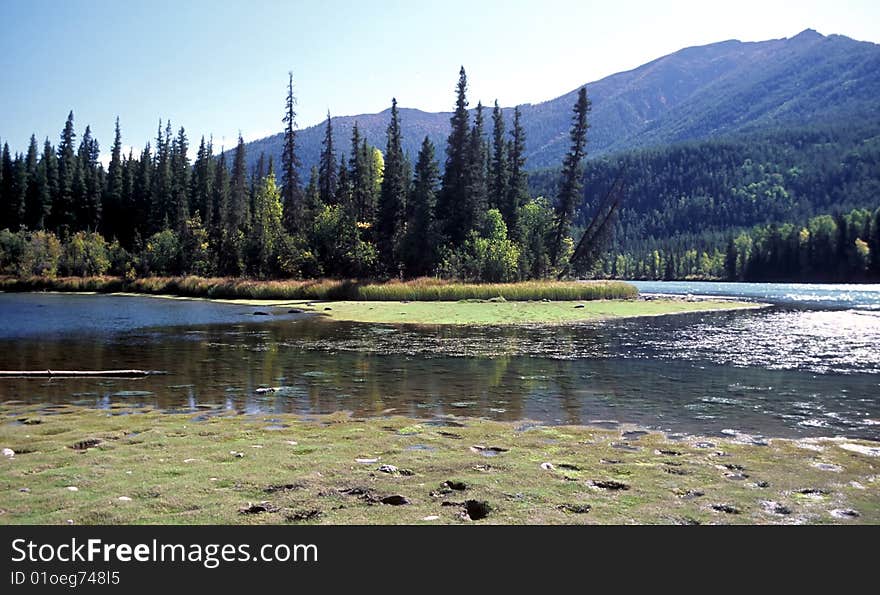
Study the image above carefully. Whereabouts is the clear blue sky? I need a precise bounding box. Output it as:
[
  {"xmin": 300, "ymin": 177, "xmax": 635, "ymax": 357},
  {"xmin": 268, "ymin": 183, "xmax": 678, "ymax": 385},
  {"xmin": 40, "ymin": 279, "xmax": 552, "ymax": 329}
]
[{"xmin": 1, "ymin": 0, "xmax": 878, "ymax": 160}]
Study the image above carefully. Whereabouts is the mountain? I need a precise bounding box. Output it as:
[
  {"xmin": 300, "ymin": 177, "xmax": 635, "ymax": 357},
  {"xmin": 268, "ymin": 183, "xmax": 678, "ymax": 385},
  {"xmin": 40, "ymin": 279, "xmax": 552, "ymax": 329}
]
[{"xmin": 243, "ymin": 29, "xmax": 880, "ymax": 175}]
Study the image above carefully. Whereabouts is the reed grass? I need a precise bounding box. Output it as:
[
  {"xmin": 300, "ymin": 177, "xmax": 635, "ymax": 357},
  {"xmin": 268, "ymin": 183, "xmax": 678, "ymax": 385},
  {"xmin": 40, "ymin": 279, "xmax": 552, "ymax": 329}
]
[{"xmin": 0, "ymin": 275, "xmax": 638, "ymax": 302}]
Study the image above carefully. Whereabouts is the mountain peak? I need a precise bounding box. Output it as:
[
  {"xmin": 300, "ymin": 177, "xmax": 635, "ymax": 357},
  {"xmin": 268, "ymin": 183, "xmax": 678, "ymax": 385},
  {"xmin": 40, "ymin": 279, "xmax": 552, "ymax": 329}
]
[{"xmin": 791, "ymin": 28, "xmax": 824, "ymax": 41}]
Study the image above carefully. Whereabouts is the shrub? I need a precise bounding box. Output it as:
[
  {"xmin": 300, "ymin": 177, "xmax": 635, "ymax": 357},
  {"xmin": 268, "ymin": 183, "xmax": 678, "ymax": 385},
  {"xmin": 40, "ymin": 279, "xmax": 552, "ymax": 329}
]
[{"xmin": 60, "ymin": 231, "xmax": 110, "ymax": 276}]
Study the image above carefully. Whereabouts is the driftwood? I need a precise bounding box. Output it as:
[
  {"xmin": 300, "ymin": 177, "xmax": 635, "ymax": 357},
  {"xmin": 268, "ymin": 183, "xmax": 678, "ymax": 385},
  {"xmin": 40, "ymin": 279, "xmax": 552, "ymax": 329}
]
[{"xmin": 0, "ymin": 370, "xmax": 165, "ymax": 378}]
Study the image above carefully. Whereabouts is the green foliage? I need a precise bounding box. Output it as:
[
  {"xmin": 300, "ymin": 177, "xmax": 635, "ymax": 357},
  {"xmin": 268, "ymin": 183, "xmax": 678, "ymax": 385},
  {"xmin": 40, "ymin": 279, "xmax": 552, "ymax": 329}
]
[
  {"xmin": 142, "ymin": 228, "xmax": 181, "ymax": 276},
  {"xmin": 60, "ymin": 231, "xmax": 110, "ymax": 277},
  {"xmin": 309, "ymin": 204, "xmax": 376, "ymax": 278}
]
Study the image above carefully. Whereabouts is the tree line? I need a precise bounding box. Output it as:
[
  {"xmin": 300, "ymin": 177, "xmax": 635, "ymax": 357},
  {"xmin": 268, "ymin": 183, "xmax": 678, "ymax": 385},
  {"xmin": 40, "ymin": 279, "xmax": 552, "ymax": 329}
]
[{"xmin": 0, "ymin": 69, "xmax": 594, "ymax": 282}]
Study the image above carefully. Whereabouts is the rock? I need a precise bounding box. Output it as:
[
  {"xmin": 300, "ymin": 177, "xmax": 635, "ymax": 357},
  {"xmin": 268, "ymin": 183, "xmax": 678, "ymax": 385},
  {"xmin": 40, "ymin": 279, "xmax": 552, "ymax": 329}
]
[
  {"xmin": 470, "ymin": 445, "xmax": 509, "ymax": 455},
  {"xmin": 830, "ymin": 508, "xmax": 860, "ymax": 519},
  {"xmin": 66, "ymin": 519, "xmax": 74, "ymax": 525},
  {"xmin": 252, "ymin": 311, "xmax": 270, "ymax": 316},
  {"xmin": 287, "ymin": 309, "xmax": 304, "ymax": 314},
  {"xmin": 380, "ymin": 495, "xmax": 410, "ymax": 506},
  {"xmin": 66, "ymin": 486, "xmax": 79, "ymax": 492},
  {"xmin": 442, "ymin": 480, "xmax": 468, "ymax": 491},
  {"xmin": 655, "ymin": 449, "xmax": 683, "ymax": 456},
  {"xmin": 754, "ymin": 481, "xmax": 770, "ymax": 488},
  {"xmin": 239, "ymin": 501, "xmax": 279, "ymax": 515},
  {"xmin": 711, "ymin": 504, "xmax": 740, "ymax": 514},
  {"xmin": 588, "ymin": 480, "xmax": 629, "ymax": 491},
  {"xmin": 70, "ymin": 438, "xmax": 102, "ymax": 451},
  {"xmin": 421, "ymin": 515, "xmax": 440, "ymax": 521},
  {"xmin": 2, "ymin": 448, "xmax": 14, "ymax": 458},
  {"xmin": 285, "ymin": 509, "xmax": 322, "ymax": 522},
  {"xmin": 230, "ymin": 451, "xmax": 244, "ymax": 458},
  {"xmin": 377, "ymin": 464, "xmax": 399, "ymax": 474},
  {"xmin": 355, "ymin": 457, "xmax": 379, "ymax": 464},
  {"xmin": 265, "ymin": 483, "xmax": 305, "ymax": 493},
  {"xmin": 323, "ymin": 307, "xmax": 332, "ymax": 311},
  {"xmin": 574, "ymin": 304, "xmax": 585, "ymax": 309},
  {"xmin": 760, "ymin": 500, "xmax": 791, "ymax": 515},
  {"xmin": 811, "ymin": 462, "xmax": 843, "ymax": 472},
  {"xmin": 540, "ymin": 462, "xmax": 555, "ymax": 471},
  {"xmin": 463, "ymin": 500, "xmax": 492, "ymax": 520},
  {"xmin": 19, "ymin": 487, "xmax": 30, "ymax": 493},
  {"xmin": 183, "ymin": 458, "xmax": 197, "ymax": 463},
  {"xmin": 556, "ymin": 463, "xmax": 581, "ymax": 471},
  {"xmin": 558, "ymin": 504, "xmax": 591, "ymax": 514},
  {"xmin": 398, "ymin": 468, "xmax": 415, "ymax": 476},
  {"xmin": 117, "ymin": 496, "xmax": 132, "ymax": 502},
  {"xmin": 674, "ymin": 489, "xmax": 704, "ymax": 500}
]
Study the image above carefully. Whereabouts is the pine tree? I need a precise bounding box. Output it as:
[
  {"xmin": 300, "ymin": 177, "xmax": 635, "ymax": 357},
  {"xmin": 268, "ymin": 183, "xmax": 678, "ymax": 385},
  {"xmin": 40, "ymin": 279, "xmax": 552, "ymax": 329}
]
[
  {"xmin": 228, "ymin": 134, "xmax": 249, "ymax": 233},
  {"xmin": 437, "ymin": 67, "xmax": 472, "ymax": 246},
  {"xmin": 467, "ymin": 100, "xmax": 488, "ymax": 225},
  {"xmin": 211, "ymin": 151, "xmax": 230, "ymax": 241},
  {"xmin": 133, "ymin": 143, "xmax": 152, "ymax": 243},
  {"xmin": 304, "ymin": 166, "xmax": 320, "ymax": 213},
  {"xmin": 550, "ymin": 87, "xmax": 591, "ymax": 268},
  {"xmin": 41, "ymin": 139, "xmax": 58, "ymax": 228},
  {"xmin": 190, "ymin": 137, "xmax": 215, "ymax": 231},
  {"xmin": 489, "ymin": 101, "xmax": 509, "ymax": 216},
  {"xmin": 23, "ymin": 135, "xmax": 44, "ymax": 229},
  {"xmin": 51, "ymin": 111, "xmax": 77, "ymax": 233},
  {"xmin": 403, "ymin": 136, "xmax": 440, "ymax": 276},
  {"xmin": 318, "ymin": 112, "xmax": 337, "ymax": 205},
  {"xmin": 505, "ymin": 106, "xmax": 528, "ymax": 236},
  {"xmin": 170, "ymin": 126, "xmax": 190, "ymax": 232},
  {"xmin": 151, "ymin": 120, "xmax": 173, "ymax": 231},
  {"xmin": 103, "ymin": 117, "xmax": 124, "ymax": 241},
  {"xmin": 75, "ymin": 125, "xmax": 101, "ymax": 231},
  {"xmin": 281, "ymin": 72, "xmax": 304, "ymax": 235},
  {"xmin": 376, "ymin": 98, "xmax": 408, "ymax": 276}
]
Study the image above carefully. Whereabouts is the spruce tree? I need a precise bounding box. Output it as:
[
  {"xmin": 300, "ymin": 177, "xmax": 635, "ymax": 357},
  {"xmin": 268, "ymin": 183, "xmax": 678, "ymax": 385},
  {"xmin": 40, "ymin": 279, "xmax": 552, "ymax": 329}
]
[
  {"xmin": 467, "ymin": 100, "xmax": 488, "ymax": 224},
  {"xmin": 211, "ymin": 151, "xmax": 230, "ymax": 241},
  {"xmin": 550, "ymin": 87, "xmax": 590, "ymax": 268},
  {"xmin": 403, "ymin": 136, "xmax": 440, "ymax": 277},
  {"xmin": 437, "ymin": 67, "xmax": 471, "ymax": 246},
  {"xmin": 349, "ymin": 123, "xmax": 372, "ymax": 224},
  {"xmin": 228, "ymin": 134, "xmax": 249, "ymax": 233},
  {"xmin": 318, "ymin": 112, "xmax": 337, "ymax": 205},
  {"xmin": 1, "ymin": 143, "xmax": 18, "ymax": 228},
  {"xmin": 151, "ymin": 120, "xmax": 173, "ymax": 232},
  {"xmin": 281, "ymin": 72, "xmax": 304, "ymax": 235},
  {"xmin": 75, "ymin": 125, "xmax": 101, "ymax": 231},
  {"xmin": 376, "ymin": 98, "xmax": 408, "ymax": 276},
  {"xmin": 170, "ymin": 126, "xmax": 190, "ymax": 232},
  {"xmin": 190, "ymin": 137, "xmax": 215, "ymax": 231},
  {"xmin": 505, "ymin": 106, "xmax": 528, "ymax": 236},
  {"xmin": 133, "ymin": 143, "xmax": 152, "ymax": 243},
  {"xmin": 304, "ymin": 166, "xmax": 320, "ymax": 213},
  {"xmin": 52, "ymin": 111, "xmax": 77, "ymax": 233},
  {"xmin": 103, "ymin": 117, "xmax": 124, "ymax": 240},
  {"xmin": 23, "ymin": 135, "xmax": 44, "ymax": 229},
  {"xmin": 489, "ymin": 101, "xmax": 509, "ymax": 216}
]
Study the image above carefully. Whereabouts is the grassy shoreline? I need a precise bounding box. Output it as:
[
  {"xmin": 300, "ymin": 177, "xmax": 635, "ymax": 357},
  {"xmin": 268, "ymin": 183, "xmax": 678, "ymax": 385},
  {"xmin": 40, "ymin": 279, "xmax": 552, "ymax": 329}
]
[
  {"xmin": 0, "ymin": 275, "xmax": 638, "ymax": 302},
  {"xmin": 1, "ymin": 406, "xmax": 876, "ymax": 525}
]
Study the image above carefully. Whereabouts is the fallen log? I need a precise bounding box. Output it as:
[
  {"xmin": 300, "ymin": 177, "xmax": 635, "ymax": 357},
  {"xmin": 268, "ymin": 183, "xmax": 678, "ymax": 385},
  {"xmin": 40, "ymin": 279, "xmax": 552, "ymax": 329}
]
[{"xmin": 0, "ymin": 370, "xmax": 166, "ymax": 378}]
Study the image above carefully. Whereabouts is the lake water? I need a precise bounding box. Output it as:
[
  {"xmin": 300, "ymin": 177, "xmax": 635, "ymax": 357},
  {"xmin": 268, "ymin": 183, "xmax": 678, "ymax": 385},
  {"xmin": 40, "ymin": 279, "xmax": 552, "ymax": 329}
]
[{"xmin": 1, "ymin": 285, "xmax": 878, "ymax": 440}]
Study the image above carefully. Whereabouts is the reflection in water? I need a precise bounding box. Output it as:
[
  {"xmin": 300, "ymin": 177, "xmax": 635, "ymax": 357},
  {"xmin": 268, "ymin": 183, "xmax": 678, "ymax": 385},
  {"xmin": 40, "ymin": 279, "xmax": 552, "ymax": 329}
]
[{"xmin": 1, "ymin": 311, "xmax": 878, "ymax": 440}]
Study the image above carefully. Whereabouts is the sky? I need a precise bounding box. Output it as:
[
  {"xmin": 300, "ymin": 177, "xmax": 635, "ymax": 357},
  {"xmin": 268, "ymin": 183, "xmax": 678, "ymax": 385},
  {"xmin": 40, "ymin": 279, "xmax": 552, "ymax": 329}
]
[{"xmin": 1, "ymin": 0, "xmax": 879, "ymax": 161}]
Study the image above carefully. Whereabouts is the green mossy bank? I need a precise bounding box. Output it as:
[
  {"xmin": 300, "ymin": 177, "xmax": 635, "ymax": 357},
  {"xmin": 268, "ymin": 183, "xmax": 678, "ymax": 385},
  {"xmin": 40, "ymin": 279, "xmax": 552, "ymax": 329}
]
[{"xmin": 1, "ymin": 406, "xmax": 876, "ymax": 525}]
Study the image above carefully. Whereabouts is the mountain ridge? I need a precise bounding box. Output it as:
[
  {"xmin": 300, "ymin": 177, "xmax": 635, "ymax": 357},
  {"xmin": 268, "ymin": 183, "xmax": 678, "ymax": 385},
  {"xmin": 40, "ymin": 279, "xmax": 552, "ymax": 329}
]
[{"xmin": 243, "ymin": 29, "xmax": 880, "ymax": 175}]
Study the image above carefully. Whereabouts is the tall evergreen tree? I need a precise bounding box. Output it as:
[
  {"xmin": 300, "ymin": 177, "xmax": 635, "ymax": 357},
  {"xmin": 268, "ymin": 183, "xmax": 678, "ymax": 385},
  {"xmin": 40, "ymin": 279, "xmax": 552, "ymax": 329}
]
[
  {"xmin": 550, "ymin": 86, "xmax": 591, "ymax": 268},
  {"xmin": 336, "ymin": 154, "xmax": 352, "ymax": 212},
  {"xmin": 103, "ymin": 117, "xmax": 124, "ymax": 240},
  {"xmin": 376, "ymin": 98, "xmax": 408, "ymax": 275},
  {"xmin": 132, "ymin": 143, "xmax": 152, "ymax": 243},
  {"xmin": 74, "ymin": 125, "xmax": 101, "ymax": 230},
  {"xmin": 403, "ymin": 136, "xmax": 440, "ymax": 276},
  {"xmin": 281, "ymin": 72, "xmax": 304, "ymax": 235},
  {"xmin": 228, "ymin": 134, "xmax": 249, "ymax": 233},
  {"xmin": 304, "ymin": 166, "xmax": 320, "ymax": 213},
  {"xmin": 51, "ymin": 111, "xmax": 77, "ymax": 233},
  {"xmin": 350, "ymin": 123, "xmax": 372, "ymax": 225},
  {"xmin": 170, "ymin": 127, "xmax": 190, "ymax": 232},
  {"xmin": 190, "ymin": 136, "xmax": 215, "ymax": 230},
  {"xmin": 437, "ymin": 67, "xmax": 472, "ymax": 246},
  {"xmin": 489, "ymin": 101, "xmax": 509, "ymax": 216},
  {"xmin": 467, "ymin": 100, "xmax": 488, "ymax": 224},
  {"xmin": 211, "ymin": 151, "xmax": 230, "ymax": 240},
  {"xmin": 318, "ymin": 112, "xmax": 337, "ymax": 205},
  {"xmin": 1, "ymin": 143, "xmax": 18, "ymax": 228},
  {"xmin": 505, "ymin": 106, "xmax": 528, "ymax": 236},
  {"xmin": 23, "ymin": 135, "xmax": 45, "ymax": 229},
  {"xmin": 151, "ymin": 120, "xmax": 173, "ymax": 231}
]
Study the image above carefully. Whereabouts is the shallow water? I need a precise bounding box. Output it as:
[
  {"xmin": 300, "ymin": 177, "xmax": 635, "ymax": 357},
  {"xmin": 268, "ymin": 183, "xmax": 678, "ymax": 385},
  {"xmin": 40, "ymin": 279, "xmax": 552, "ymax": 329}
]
[{"xmin": 0, "ymin": 285, "xmax": 878, "ymax": 440}]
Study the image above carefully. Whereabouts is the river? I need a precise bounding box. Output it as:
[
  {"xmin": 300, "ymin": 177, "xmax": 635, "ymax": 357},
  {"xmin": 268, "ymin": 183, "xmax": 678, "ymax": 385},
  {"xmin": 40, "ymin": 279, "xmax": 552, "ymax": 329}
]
[{"xmin": 1, "ymin": 284, "xmax": 878, "ymax": 440}]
